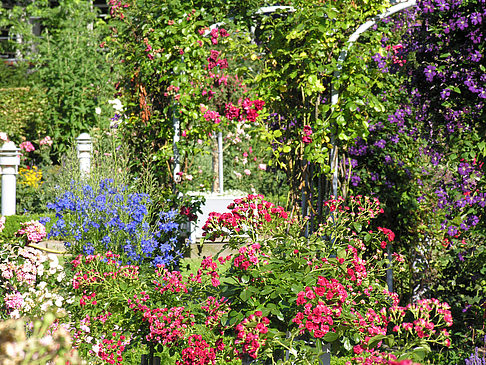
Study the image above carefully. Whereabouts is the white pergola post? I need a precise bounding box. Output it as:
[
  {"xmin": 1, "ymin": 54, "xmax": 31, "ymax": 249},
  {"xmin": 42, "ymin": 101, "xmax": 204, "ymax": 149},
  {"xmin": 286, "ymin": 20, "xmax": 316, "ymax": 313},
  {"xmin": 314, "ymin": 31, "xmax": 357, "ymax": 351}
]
[
  {"xmin": 0, "ymin": 141, "xmax": 21, "ymax": 216},
  {"xmin": 76, "ymin": 133, "xmax": 92, "ymax": 178}
]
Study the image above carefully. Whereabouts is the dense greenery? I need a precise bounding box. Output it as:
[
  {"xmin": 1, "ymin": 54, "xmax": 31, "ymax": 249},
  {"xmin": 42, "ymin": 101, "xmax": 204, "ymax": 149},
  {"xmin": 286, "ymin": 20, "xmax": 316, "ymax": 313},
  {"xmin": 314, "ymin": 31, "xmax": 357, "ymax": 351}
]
[{"xmin": 0, "ymin": 0, "xmax": 484, "ymax": 363}]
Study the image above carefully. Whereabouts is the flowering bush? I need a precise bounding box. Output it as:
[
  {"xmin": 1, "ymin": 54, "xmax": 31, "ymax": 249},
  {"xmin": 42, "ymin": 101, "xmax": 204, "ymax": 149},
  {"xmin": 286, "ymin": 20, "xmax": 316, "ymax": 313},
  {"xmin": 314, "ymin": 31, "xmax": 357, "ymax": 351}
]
[
  {"xmin": 0, "ymin": 221, "xmax": 65, "ymax": 320},
  {"xmin": 202, "ymin": 193, "xmax": 294, "ymax": 244},
  {"xmin": 47, "ymin": 178, "xmax": 185, "ymax": 267},
  {"xmin": 199, "ymin": 194, "xmax": 452, "ymax": 363},
  {"xmin": 64, "ymin": 251, "xmax": 237, "ymax": 364}
]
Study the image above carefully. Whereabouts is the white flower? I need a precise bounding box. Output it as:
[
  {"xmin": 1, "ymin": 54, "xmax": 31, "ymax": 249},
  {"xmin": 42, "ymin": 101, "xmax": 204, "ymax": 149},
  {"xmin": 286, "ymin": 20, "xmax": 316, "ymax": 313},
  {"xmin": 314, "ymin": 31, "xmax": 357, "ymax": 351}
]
[
  {"xmin": 92, "ymin": 344, "xmax": 100, "ymax": 354},
  {"xmin": 41, "ymin": 300, "xmax": 53, "ymax": 312},
  {"xmin": 95, "ymin": 107, "xmax": 102, "ymax": 115},
  {"xmin": 9, "ymin": 309, "xmax": 20, "ymax": 319},
  {"xmin": 108, "ymin": 98, "xmax": 124, "ymax": 112},
  {"xmin": 55, "ymin": 297, "xmax": 63, "ymax": 307},
  {"xmin": 38, "ymin": 281, "xmax": 47, "ymax": 290},
  {"xmin": 48, "ymin": 254, "xmax": 59, "ymax": 267},
  {"xmin": 57, "ymin": 272, "xmax": 66, "ymax": 282}
]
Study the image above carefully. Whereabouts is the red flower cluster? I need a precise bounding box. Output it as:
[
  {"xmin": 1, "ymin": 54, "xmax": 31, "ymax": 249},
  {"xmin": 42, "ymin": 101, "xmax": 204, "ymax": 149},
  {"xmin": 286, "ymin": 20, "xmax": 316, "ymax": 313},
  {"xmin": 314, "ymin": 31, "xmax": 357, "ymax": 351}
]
[
  {"xmin": 180, "ymin": 206, "xmax": 197, "ymax": 221},
  {"xmin": 189, "ymin": 256, "xmax": 221, "ymax": 287},
  {"xmin": 349, "ymin": 307, "xmax": 388, "ymax": 348},
  {"xmin": 207, "ymin": 50, "xmax": 228, "ymax": 71},
  {"xmin": 202, "ymin": 194, "xmax": 290, "ymax": 241},
  {"xmin": 177, "ymin": 334, "xmax": 217, "ymax": 365},
  {"xmin": 235, "ymin": 311, "xmax": 270, "ymax": 359},
  {"xmin": 96, "ymin": 331, "xmax": 130, "ymax": 365},
  {"xmin": 135, "ymin": 303, "xmax": 195, "ymax": 345},
  {"xmin": 293, "ymin": 277, "xmax": 348, "ymax": 338},
  {"xmin": 209, "ymin": 27, "xmax": 229, "ymax": 45}
]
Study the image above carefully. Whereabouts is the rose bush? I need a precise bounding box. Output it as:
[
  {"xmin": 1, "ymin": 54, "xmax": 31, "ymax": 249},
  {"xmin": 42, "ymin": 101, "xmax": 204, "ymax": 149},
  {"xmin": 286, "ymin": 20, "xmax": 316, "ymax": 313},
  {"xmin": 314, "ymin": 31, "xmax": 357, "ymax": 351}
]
[{"xmin": 57, "ymin": 194, "xmax": 452, "ymax": 364}]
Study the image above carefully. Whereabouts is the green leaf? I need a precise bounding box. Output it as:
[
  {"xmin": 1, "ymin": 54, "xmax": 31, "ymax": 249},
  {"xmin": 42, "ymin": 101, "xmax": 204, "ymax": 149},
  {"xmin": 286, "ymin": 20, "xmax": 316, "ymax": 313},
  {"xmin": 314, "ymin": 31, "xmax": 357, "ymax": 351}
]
[
  {"xmin": 367, "ymin": 334, "xmax": 386, "ymax": 349},
  {"xmin": 282, "ymin": 146, "xmax": 291, "ymax": 153},
  {"xmin": 323, "ymin": 332, "xmax": 339, "ymax": 342},
  {"xmin": 240, "ymin": 289, "xmax": 251, "ymax": 301}
]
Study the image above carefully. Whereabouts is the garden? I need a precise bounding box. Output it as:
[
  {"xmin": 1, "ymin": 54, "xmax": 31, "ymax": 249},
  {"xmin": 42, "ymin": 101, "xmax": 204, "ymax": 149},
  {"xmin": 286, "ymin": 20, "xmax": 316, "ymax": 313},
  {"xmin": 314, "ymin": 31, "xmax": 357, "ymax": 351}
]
[{"xmin": 0, "ymin": 0, "xmax": 484, "ymax": 364}]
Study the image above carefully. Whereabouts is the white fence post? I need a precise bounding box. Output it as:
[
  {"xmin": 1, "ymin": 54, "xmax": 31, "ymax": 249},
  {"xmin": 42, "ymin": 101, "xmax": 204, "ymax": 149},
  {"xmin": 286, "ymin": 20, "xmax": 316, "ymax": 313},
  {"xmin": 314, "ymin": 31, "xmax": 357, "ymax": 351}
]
[
  {"xmin": 0, "ymin": 141, "xmax": 21, "ymax": 216},
  {"xmin": 76, "ymin": 133, "xmax": 92, "ymax": 177}
]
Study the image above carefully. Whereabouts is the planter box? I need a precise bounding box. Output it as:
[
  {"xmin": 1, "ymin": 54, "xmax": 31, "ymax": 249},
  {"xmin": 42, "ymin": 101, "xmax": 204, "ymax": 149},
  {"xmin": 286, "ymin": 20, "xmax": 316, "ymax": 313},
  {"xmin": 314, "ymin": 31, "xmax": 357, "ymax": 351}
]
[{"xmin": 187, "ymin": 191, "xmax": 246, "ymax": 244}]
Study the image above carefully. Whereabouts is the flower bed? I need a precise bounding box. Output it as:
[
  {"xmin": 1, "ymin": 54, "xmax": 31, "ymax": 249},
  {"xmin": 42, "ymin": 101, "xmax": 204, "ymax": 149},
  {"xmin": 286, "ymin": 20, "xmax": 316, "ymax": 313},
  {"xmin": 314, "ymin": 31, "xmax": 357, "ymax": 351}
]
[{"xmin": 0, "ymin": 194, "xmax": 455, "ymax": 364}]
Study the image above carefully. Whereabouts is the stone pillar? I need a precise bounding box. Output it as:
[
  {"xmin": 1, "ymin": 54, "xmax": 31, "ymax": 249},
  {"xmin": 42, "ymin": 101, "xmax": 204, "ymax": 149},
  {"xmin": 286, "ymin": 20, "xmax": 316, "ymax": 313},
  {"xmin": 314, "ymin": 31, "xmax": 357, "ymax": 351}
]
[{"xmin": 0, "ymin": 141, "xmax": 21, "ymax": 216}]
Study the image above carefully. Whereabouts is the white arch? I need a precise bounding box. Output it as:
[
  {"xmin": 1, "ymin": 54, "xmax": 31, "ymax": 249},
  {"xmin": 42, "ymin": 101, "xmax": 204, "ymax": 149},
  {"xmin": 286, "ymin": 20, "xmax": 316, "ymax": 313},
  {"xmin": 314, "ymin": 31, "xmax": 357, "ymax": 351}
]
[
  {"xmin": 330, "ymin": 1, "xmax": 417, "ymax": 198},
  {"xmin": 331, "ymin": 0, "xmax": 417, "ymax": 105}
]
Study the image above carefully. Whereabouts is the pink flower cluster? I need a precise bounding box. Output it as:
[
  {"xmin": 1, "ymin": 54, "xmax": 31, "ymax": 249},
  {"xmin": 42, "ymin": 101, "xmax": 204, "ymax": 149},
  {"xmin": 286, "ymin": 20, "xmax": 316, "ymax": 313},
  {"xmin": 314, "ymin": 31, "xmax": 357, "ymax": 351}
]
[
  {"xmin": 348, "ymin": 351, "xmax": 422, "ymax": 365},
  {"xmin": 388, "ymin": 298, "xmax": 452, "ymax": 345},
  {"xmin": 71, "ymin": 252, "xmax": 140, "ymax": 290},
  {"xmin": 235, "ymin": 311, "xmax": 269, "ymax": 359},
  {"xmin": 202, "ymin": 194, "xmax": 290, "ymax": 241},
  {"xmin": 15, "ymin": 220, "xmax": 47, "ymax": 244},
  {"xmin": 302, "ymin": 125, "xmax": 313, "ymax": 143},
  {"xmin": 187, "ymin": 256, "xmax": 221, "ymax": 287},
  {"xmin": 4, "ymin": 292, "xmax": 24, "ymax": 310},
  {"xmin": 19, "ymin": 141, "xmax": 35, "ymax": 152},
  {"xmin": 385, "ymin": 44, "xmax": 406, "ymax": 67},
  {"xmin": 0, "ymin": 216, "xmax": 5, "ymax": 233},
  {"xmin": 39, "ymin": 136, "xmax": 53, "ymax": 147},
  {"xmin": 209, "ymin": 27, "xmax": 229, "ymax": 45},
  {"xmin": 177, "ymin": 334, "xmax": 217, "ymax": 365},
  {"xmin": 153, "ymin": 267, "xmax": 188, "ymax": 294},
  {"xmin": 233, "ymin": 243, "xmax": 266, "ymax": 271},
  {"xmin": 108, "ymin": 0, "xmax": 130, "ymax": 19},
  {"xmin": 204, "ymin": 109, "xmax": 222, "ymax": 124},
  {"xmin": 0, "ymin": 246, "xmax": 43, "ymax": 286},
  {"xmin": 201, "ymin": 296, "xmax": 230, "ymax": 330}
]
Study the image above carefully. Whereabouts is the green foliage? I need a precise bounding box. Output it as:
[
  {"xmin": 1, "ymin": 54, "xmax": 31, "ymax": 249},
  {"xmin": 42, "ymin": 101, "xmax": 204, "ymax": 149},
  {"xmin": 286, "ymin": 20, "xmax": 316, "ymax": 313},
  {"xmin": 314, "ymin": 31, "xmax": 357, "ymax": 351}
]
[
  {"xmin": 0, "ymin": 87, "xmax": 49, "ymax": 144},
  {"xmin": 0, "ymin": 0, "xmax": 116, "ymax": 160},
  {"xmin": 31, "ymin": 2, "xmax": 115, "ymax": 159},
  {"xmin": 254, "ymin": 0, "xmax": 389, "ymax": 176}
]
